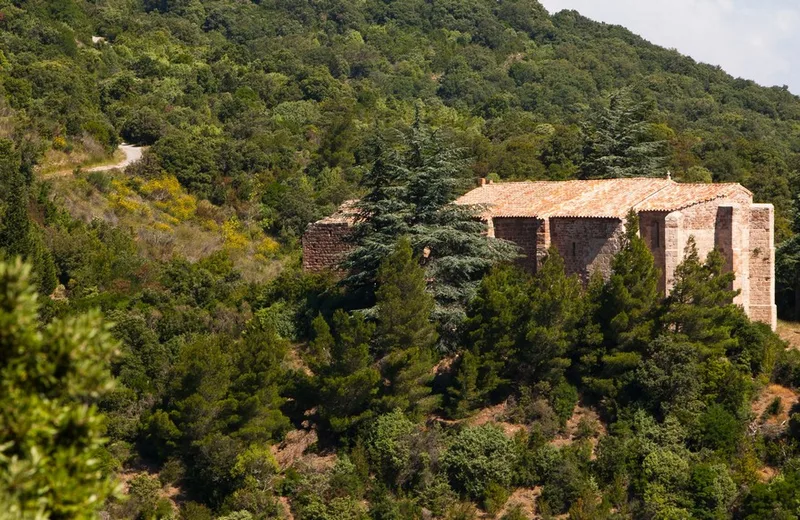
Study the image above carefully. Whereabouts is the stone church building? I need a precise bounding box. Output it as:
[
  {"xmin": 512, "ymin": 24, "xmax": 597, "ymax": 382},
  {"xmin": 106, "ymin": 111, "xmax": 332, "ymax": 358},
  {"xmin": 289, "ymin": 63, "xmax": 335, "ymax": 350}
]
[{"xmin": 302, "ymin": 177, "xmax": 776, "ymax": 329}]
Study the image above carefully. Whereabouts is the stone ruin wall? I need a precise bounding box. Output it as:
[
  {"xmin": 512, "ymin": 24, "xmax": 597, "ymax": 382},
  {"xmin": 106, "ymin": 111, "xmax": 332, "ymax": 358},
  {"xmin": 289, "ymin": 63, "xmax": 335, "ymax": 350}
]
[
  {"xmin": 491, "ymin": 217, "xmax": 541, "ymax": 273},
  {"xmin": 301, "ymin": 222, "xmax": 352, "ymax": 273},
  {"xmin": 639, "ymin": 212, "xmax": 669, "ymax": 293},
  {"xmin": 748, "ymin": 204, "xmax": 777, "ymax": 329},
  {"xmin": 549, "ymin": 217, "xmax": 625, "ymax": 282}
]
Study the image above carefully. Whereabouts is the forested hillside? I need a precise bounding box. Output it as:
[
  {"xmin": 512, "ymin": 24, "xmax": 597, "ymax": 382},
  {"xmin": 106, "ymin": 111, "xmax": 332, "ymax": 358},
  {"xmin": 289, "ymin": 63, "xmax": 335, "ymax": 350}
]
[{"xmin": 3, "ymin": 1, "xmax": 800, "ymax": 519}]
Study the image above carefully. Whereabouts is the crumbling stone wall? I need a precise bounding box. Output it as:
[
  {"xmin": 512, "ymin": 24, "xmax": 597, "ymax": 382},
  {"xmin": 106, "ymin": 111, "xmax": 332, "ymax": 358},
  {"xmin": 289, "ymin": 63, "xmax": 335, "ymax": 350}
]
[
  {"xmin": 301, "ymin": 222, "xmax": 352, "ymax": 273},
  {"xmin": 549, "ymin": 217, "xmax": 625, "ymax": 282}
]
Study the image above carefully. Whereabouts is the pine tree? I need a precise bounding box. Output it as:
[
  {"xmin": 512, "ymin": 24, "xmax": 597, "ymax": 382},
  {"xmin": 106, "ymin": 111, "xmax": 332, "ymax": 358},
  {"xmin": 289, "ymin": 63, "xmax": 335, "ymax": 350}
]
[
  {"xmin": 581, "ymin": 89, "xmax": 668, "ymax": 179},
  {"xmin": 522, "ymin": 248, "xmax": 586, "ymax": 385},
  {"xmin": 0, "ymin": 140, "xmax": 31, "ymax": 257},
  {"xmin": 230, "ymin": 321, "xmax": 292, "ymax": 443},
  {"xmin": 777, "ymin": 194, "xmax": 800, "ymax": 319},
  {"xmin": 313, "ymin": 310, "xmax": 380, "ymax": 435},
  {"xmin": 0, "ymin": 260, "xmax": 118, "ymax": 517},
  {"xmin": 375, "ymin": 236, "xmax": 438, "ymax": 356},
  {"xmin": 452, "ymin": 265, "xmax": 533, "ymax": 415},
  {"xmin": 660, "ymin": 237, "xmax": 739, "ymax": 356},
  {"xmin": 447, "ymin": 349, "xmax": 482, "ymax": 419},
  {"xmin": 585, "ymin": 211, "xmax": 659, "ymax": 402},
  {"xmin": 374, "ymin": 236, "xmax": 438, "ymax": 420}
]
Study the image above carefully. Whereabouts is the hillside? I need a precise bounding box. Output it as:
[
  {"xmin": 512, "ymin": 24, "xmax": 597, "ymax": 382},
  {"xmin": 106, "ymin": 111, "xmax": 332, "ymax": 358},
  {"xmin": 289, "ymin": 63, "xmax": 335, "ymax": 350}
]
[{"xmin": 3, "ymin": 1, "xmax": 800, "ymax": 519}]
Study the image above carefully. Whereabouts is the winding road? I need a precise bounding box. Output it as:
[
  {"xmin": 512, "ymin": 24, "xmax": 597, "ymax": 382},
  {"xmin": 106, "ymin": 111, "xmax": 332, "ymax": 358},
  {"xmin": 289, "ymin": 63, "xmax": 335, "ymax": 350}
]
[
  {"xmin": 47, "ymin": 143, "xmax": 145, "ymax": 177},
  {"xmin": 86, "ymin": 143, "xmax": 144, "ymax": 172}
]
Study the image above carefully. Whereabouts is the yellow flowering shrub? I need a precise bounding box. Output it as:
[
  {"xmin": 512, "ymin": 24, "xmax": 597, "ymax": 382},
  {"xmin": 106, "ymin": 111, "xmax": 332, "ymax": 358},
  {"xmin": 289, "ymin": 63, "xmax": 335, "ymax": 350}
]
[
  {"xmin": 109, "ymin": 180, "xmax": 149, "ymax": 216},
  {"xmin": 139, "ymin": 176, "xmax": 197, "ymax": 222},
  {"xmin": 256, "ymin": 237, "xmax": 281, "ymax": 258},
  {"xmin": 222, "ymin": 217, "xmax": 249, "ymax": 251}
]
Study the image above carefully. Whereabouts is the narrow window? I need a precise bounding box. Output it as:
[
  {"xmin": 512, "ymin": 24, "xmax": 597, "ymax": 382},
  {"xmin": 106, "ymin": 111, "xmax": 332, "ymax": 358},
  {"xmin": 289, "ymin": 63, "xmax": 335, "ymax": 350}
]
[
  {"xmin": 654, "ymin": 222, "xmax": 660, "ymax": 247},
  {"xmin": 572, "ymin": 242, "xmax": 576, "ymax": 257}
]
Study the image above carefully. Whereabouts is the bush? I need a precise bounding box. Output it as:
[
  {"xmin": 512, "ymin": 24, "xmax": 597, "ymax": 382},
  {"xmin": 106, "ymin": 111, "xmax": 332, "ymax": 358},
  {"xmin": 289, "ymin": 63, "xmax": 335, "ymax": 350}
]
[
  {"xmin": 766, "ymin": 397, "xmax": 783, "ymax": 418},
  {"xmin": 180, "ymin": 502, "xmax": 213, "ymax": 520},
  {"xmin": 482, "ymin": 482, "xmax": 510, "ymax": 515},
  {"xmin": 550, "ymin": 381, "xmax": 579, "ymax": 425},
  {"xmin": 695, "ymin": 404, "xmax": 742, "ymax": 456},
  {"xmin": 366, "ymin": 411, "xmax": 416, "ymax": 484},
  {"xmin": 86, "ymin": 170, "xmax": 111, "ymax": 193},
  {"xmin": 442, "ymin": 424, "xmax": 518, "ymax": 499}
]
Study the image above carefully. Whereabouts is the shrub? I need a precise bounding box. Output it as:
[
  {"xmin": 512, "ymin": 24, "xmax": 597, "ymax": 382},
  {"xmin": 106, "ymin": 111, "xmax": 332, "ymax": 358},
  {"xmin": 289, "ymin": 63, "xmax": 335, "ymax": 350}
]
[
  {"xmin": 550, "ymin": 381, "xmax": 579, "ymax": 425},
  {"xmin": 483, "ymin": 482, "xmax": 510, "ymax": 515},
  {"xmin": 766, "ymin": 397, "xmax": 783, "ymax": 417},
  {"xmin": 86, "ymin": 170, "xmax": 111, "ymax": 193},
  {"xmin": 366, "ymin": 411, "xmax": 416, "ymax": 485},
  {"xmin": 180, "ymin": 502, "xmax": 213, "ymax": 520},
  {"xmin": 442, "ymin": 424, "xmax": 518, "ymax": 499}
]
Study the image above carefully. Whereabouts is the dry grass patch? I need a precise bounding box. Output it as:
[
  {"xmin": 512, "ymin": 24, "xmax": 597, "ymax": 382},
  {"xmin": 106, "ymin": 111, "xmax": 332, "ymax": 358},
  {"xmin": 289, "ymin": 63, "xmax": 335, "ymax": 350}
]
[{"xmin": 778, "ymin": 320, "xmax": 800, "ymax": 350}]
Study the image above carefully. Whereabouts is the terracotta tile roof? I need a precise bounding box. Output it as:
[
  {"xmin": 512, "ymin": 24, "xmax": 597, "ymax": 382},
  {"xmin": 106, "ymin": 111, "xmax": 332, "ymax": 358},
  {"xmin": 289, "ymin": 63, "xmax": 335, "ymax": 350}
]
[
  {"xmin": 317, "ymin": 199, "xmax": 359, "ymax": 224},
  {"xmin": 455, "ymin": 179, "xmax": 752, "ymax": 219},
  {"xmin": 634, "ymin": 182, "xmax": 750, "ymax": 212}
]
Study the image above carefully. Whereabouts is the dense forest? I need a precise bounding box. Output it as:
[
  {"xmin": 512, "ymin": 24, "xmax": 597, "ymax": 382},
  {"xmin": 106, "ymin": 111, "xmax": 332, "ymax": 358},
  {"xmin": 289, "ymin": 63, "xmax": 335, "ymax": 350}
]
[{"xmin": 3, "ymin": 0, "xmax": 800, "ymax": 518}]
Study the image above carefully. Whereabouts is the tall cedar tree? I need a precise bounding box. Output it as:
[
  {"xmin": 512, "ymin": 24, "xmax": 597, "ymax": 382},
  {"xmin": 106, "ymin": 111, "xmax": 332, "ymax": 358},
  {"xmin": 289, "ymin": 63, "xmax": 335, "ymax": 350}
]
[
  {"xmin": 374, "ymin": 236, "xmax": 439, "ymax": 420},
  {"xmin": 581, "ymin": 89, "xmax": 668, "ymax": 179},
  {"xmin": 311, "ymin": 310, "xmax": 379, "ymax": 435},
  {"xmin": 660, "ymin": 237, "xmax": 739, "ymax": 357},
  {"xmin": 522, "ymin": 248, "xmax": 586, "ymax": 386},
  {"xmin": 585, "ymin": 211, "xmax": 659, "ymax": 402},
  {"xmin": 0, "ymin": 260, "xmax": 118, "ymax": 517},
  {"xmin": 450, "ymin": 265, "xmax": 533, "ymax": 416},
  {"xmin": 343, "ymin": 121, "xmax": 518, "ymax": 346}
]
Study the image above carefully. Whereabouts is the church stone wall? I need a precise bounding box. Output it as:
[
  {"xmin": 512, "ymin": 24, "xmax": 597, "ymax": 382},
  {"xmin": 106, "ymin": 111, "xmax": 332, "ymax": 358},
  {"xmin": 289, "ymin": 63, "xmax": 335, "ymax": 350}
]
[
  {"xmin": 748, "ymin": 204, "xmax": 777, "ymax": 329},
  {"xmin": 492, "ymin": 217, "xmax": 541, "ymax": 273},
  {"xmin": 549, "ymin": 217, "xmax": 625, "ymax": 282}
]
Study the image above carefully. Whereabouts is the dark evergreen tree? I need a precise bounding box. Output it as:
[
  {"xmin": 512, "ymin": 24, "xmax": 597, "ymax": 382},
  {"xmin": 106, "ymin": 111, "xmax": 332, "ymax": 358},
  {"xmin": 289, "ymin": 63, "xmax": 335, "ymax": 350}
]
[
  {"xmin": 585, "ymin": 212, "xmax": 659, "ymax": 403},
  {"xmin": 777, "ymin": 193, "xmax": 800, "ymax": 319},
  {"xmin": 660, "ymin": 237, "xmax": 739, "ymax": 356},
  {"xmin": 450, "ymin": 265, "xmax": 532, "ymax": 415},
  {"xmin": 522, "ymin": 248, "xmax": 586, "ymax": 386},
  {"xmin": 374, "ymin": 236, "xmax": 438, "ymax": 357},
  {"xmin": 581, "ymin": 90, "xmax": 668, "ymax": 179},
  {"xmin": 229, "ymin": 321, "xmax": 292, "ymax": 443},
  {"xmin": 343, "ymin": 121, "xmax": 518, "ymax": 347},
  {"xmin": 0, "ymin": 140, "xmax": 34, "ymax": 280},
  {"xmin": 312, "ymin": 311, "xmax": 380, "ymax": 435},
  {"xmin": 374, "ymin": 237, "xmax": 438, "ymax": 420},
  {"xmin": 341, "ymin": 136, "xmax": 412, "ymax": 295}
]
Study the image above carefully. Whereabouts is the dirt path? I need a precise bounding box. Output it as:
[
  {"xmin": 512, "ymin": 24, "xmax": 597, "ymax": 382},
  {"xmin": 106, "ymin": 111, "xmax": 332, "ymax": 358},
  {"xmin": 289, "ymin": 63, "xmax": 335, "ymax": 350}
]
[
  {"xmin": 46, "ymin": 143, "xmax": 145, "ymax": 178},
  {"xmin": 87, "ymin": 143, "xmax": 143, "ymax": 172}
]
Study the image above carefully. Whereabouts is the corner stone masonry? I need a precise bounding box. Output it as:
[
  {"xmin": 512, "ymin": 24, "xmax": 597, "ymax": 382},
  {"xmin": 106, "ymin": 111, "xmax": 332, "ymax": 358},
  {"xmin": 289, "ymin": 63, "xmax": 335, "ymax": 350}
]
[{"xmin": 302, "ymin": 179, "xmax": 777, "ymax": 330}]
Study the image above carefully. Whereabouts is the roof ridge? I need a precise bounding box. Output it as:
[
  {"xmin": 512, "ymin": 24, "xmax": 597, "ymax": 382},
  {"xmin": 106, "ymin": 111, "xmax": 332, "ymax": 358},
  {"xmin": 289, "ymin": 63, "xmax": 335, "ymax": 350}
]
[{"xmin": 631, "ymin": 179, "xmax": 673, "ymax": 212}]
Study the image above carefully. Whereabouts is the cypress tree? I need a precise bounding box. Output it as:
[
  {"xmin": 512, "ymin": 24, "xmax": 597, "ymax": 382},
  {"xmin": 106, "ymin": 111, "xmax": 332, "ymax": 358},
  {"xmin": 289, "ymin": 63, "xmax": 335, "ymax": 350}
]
[{"xmin": 374, "ymin": 236, "xmax": 438, "ymax": 420}]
